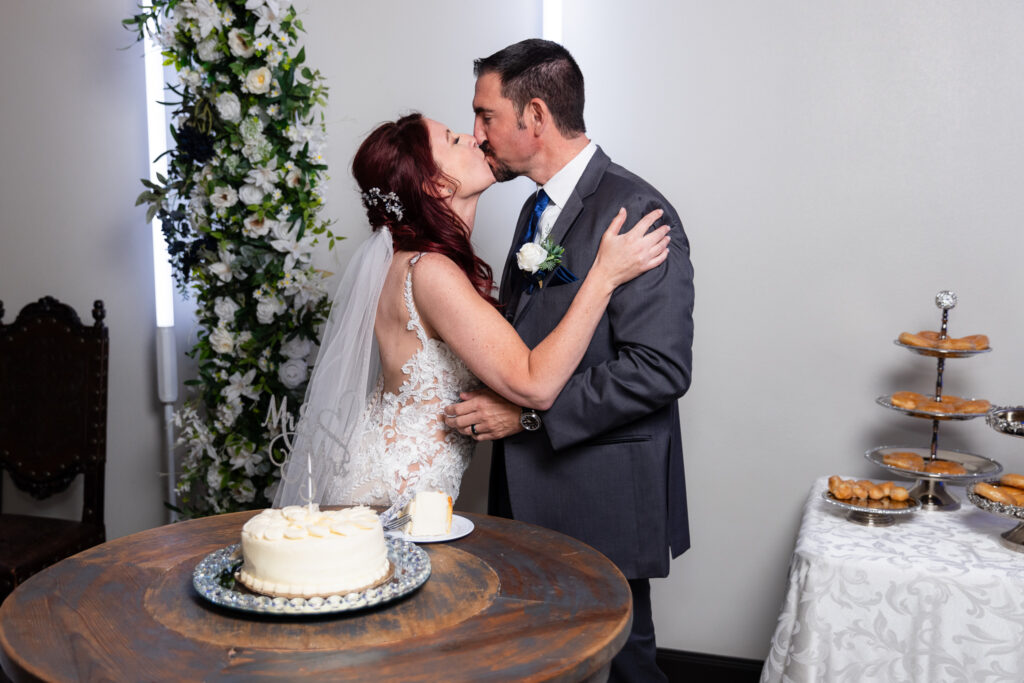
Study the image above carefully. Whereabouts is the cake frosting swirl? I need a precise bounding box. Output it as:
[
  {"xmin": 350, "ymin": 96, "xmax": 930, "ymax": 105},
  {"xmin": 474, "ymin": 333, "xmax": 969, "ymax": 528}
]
[{"xmin": 238, "ymin": 504, "xmax": 389, "ymax": 598}]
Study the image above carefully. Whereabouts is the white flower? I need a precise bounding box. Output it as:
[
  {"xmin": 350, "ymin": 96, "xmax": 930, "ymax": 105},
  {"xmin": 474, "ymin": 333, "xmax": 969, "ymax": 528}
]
[
  {"xmin": 238, "ymin": 183, "xmax": 265, "ymax": 206},
  {"xmin": 516, "ymin": 242, "xmax": 549, "ymax": 274},
  {"xmin": 256, "ymin": 296, "xmax": 286, "ymax": 323},
  {"xmin": 222, "ymin": 369, "xmax": 259, "ymax": 403},
  {"xmin": 266, "ymin": 103, "xmax": 281, "ymax": 119},
  {"xmin": 270, "ymin": 233, "xmax": 313, "ymax": 272},
  {"xmin": 235, "ymin": 331, "xmax": 252, "ymax": 353},
  {"xmin": 242, "ymin": 136, "xmax": 271, "ymax": 163},
  {"xmin": 206, "ymin": 465, "xmax": 224, "ymax": 491},
  {"xmin": 214, "ymin": 92, "xmax": 242, "ymax": 123},
  {"xmin": 242, "ymin": 213, "xmax": 275, "ymax": 238},
  {"xmin": 221, "ymin": 7, "xmax": 235, "ymax": 26},
  {"xmin": 209, "ymin": 185, "xmax": 238, "ymax": 209},
  {"xmin": 209, "ymin": 324, "xmax": 235, "ymax": 354},
  {"xmin": 232, "ymin": 479, "xmax": 256, "ymax": 504},
  {"xmin": 284, "ymin": 168, "xmax": 301, "ymax": 188},
  {"xmin": 178, "ymin": 67, "xmax": 202, "ymax": 90},
  {"xmin": 186, "ymin": 0, "xmax": 223, "ymax": 38},
  {"xmin": 196, "ymin": 38, "xmax": 222, "ymax": 63},
  {"xmin": 285, "ymin": 119, "xmax": 326, "ymax": 157},
  {"xmin": 246, "ymin": 158, "xmax": 279, "ymax": 193},
  {"xmin": 227, "ymin": 28, "xmax": 255, "ymax": 58},
  {"xmin": 214, "ymin": 297, "xmax": 240, "ymax": 322},
  {"xmin": 278, "ymin": 358, "xmax": 308, "ymax": 389},
  {"xmin": 229, "ymin": 444, "xmax": 262, "ymax": 477},
  {"xmin": 265, "ymin": 47, "xmax": 283, "ymax": 68},
  {"xmin": 282, "ymin": 269, "xmax": 327, "ymax": 309},
  {"xmin": 280, "ymin": 336, "xmax": 312, "ymax": 360},
  {"xmin": 243, "ymin": 66, "xmax": 272, "ymax": 95},
  {"xmin": 248, "ymin": 0, "xmax": 284, "ymax": 37}
]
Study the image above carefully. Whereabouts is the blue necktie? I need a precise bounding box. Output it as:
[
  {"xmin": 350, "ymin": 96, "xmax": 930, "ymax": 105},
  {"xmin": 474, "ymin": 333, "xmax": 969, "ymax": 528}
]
[{"xmin": 521, "ymin": 189, "xmax": 550, "ymax": 246}]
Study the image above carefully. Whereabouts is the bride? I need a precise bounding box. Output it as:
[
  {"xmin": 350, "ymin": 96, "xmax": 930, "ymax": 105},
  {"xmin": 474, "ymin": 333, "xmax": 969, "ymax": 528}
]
[{"xmin": 274, "ymin": 113, "xmax": 668, "ymax": 519}]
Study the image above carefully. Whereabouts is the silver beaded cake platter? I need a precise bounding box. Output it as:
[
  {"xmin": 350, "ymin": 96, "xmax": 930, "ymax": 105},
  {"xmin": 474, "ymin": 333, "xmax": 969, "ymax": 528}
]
[
  {"xmin": 966, "ymin": 483, "xmax": 1024, "ymax": 554},
  {"xmin": 192, "ymin": 536, "xmax": 430, "ymax": 616},
  {"xmin": 987, "ymin": 407, "xmax": 1024, "ymax": 440}
]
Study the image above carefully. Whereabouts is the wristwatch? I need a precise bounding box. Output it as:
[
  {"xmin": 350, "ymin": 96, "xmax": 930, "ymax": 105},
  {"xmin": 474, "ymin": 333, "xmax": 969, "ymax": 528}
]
[{"xmin": 520, "ymin": 407, "xmax": 542, "ymax": 431}]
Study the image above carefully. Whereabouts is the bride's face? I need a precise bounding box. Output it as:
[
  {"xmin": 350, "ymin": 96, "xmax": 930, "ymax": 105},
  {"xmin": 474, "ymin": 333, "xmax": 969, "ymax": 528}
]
[{"xmin": 425, "ymin": 118, "xmax": 495, "ymax": 199}]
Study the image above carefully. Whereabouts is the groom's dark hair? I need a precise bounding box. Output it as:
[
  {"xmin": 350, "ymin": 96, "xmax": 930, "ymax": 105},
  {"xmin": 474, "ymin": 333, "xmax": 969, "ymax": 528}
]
[{"xmin": 474, "ymin": 39, "xmax": 586, "ymax": 137}]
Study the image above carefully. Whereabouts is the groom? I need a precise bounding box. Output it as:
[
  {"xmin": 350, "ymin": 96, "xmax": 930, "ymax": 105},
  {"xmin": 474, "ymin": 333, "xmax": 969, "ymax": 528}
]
[{"xmin": 447, "ymin": 39, "xmax": 694, "ymax": 682}]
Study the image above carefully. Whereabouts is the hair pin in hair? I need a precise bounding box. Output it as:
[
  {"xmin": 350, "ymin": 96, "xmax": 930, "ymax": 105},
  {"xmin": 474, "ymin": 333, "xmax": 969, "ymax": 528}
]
[{"xmin": 361, "ymin": 187, "xmax": 404, "ymax": 222}]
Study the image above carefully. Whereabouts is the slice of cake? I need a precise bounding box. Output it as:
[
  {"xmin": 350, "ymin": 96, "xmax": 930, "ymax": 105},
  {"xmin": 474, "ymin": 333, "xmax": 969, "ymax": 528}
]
[
  {"xmin": 238, "ymin": 504, "xmax": 389, "ymax": 598},
  {"xmin": 404, "ymin": 491, "xmax": 453, "ymax": 537}
]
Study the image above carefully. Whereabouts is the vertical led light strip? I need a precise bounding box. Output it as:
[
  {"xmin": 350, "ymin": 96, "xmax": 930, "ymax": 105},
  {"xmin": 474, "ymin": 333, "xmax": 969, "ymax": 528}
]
[
  {"xmin": 144, "ymin": 24, "xmax": 180, "ymax": 521},
  {"xmin": 543, "ymin": 0, "xmax": 563, "ymax": 42}
]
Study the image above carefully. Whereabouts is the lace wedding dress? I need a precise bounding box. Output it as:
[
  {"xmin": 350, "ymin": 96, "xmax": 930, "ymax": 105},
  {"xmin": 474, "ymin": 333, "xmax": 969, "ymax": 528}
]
[{"xmin": 322, "ymin": 253, "xmax": 479, "ymax": 513}]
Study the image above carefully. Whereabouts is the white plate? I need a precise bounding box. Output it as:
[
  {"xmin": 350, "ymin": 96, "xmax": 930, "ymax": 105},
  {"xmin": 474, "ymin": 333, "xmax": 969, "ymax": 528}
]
[{"xmin": 386, "ymin": 514, "xmax": 474, "ymax": 543}]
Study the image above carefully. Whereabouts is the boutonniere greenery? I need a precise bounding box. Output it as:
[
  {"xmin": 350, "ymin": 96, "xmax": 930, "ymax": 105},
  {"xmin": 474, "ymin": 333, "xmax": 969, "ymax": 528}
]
[{"xmin": 516, "ymin": 238, "xmax": 565, "ymax": 289}]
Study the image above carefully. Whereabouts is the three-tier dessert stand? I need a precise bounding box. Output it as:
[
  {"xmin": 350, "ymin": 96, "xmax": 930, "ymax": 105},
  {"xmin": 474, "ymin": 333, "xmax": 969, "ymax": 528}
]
[{"xmin": 866, "ymin": 290, "xmax": 1001, "ymax": 511}]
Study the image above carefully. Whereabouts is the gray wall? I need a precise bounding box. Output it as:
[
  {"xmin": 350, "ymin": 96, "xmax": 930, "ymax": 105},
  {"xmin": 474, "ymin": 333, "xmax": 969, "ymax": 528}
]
[{"xmin": 2, "ymin": 0, "xmax": 1022, "ymax": 662}]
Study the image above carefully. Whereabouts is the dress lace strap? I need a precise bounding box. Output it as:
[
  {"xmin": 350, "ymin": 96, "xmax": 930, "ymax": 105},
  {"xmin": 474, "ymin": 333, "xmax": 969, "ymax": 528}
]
[{"xmin": 404, "ymin": 253, "xmax": 429, "ymax": 346}]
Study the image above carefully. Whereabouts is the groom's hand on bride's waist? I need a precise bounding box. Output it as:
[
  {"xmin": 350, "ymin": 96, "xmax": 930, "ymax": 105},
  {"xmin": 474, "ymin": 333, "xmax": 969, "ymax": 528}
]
[{"xmin": 443, "ymin": 388, "xmax": 523, "ymax": 441}]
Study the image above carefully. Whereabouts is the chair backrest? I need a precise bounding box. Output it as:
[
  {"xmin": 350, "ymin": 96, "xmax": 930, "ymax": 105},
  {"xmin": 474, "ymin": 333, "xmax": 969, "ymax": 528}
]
[{"xmin": 0, "ymin": 297, "xmax": 108, "ymax": 525}]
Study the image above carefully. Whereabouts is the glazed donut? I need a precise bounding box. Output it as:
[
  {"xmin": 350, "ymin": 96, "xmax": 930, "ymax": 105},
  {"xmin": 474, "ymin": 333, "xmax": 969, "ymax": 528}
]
[
  {"xmin": 999, "ymin": 473, "xmax": 1024, "ymax": 490},
  {"xmin": 975, "ymin": 482, "xmax": 1016, "ymax": 505},
  {"xmin": 958, "ymin": 399, "xmax": 991, "ymax": 414},
  {"xmin": 924, "ymin": 459, "xmax": 967, "ymax": 475},
  {"xmin": 883, "ymin": 451, "xmax": 925, "ymax": 471},
  {"xmin": 891, "ymin": 391, "xmax": 923, "ymax": 409}
]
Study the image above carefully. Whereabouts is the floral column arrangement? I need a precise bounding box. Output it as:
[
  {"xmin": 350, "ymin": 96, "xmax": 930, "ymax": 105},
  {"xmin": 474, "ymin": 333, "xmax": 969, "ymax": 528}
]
[{"xmin": 125, "ymin": 0, "xmax": 336, "ymax": 516}]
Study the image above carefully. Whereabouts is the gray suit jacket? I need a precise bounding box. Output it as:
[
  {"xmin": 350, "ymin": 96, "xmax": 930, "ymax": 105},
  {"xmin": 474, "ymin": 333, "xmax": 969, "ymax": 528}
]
[{"xmin": 490, "ymin": 147, "xmax": 693, "ymax": 579}]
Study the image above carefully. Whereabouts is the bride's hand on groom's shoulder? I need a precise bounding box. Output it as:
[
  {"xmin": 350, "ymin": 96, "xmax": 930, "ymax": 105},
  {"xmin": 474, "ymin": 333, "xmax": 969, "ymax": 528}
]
[
  {"xmin": 443, "ymin": 388, "xmax": 523, "ymax": 441},
  {"xmin": 592, "ymin": 208, "xmax": 671, "ymax": 288}
]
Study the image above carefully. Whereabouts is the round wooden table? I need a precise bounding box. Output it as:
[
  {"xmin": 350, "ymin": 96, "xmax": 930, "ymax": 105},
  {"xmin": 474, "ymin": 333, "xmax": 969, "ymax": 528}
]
[{"xmin": 0, "ymin": 511, "xmax": 630, "ymax": 682}]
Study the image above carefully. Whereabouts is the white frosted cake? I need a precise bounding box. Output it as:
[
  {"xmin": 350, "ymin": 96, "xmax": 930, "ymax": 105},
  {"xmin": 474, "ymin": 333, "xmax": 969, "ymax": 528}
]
[
  {"xmin": 404, "ymin": 491, "xmax": 453, "ymax": 537},
  {"xmin": 238, "ymin": 504, "xmax": 389, "ymax": 598}
]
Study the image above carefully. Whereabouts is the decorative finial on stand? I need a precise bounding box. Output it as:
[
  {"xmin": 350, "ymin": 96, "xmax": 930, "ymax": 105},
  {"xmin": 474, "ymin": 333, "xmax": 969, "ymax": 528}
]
[{"xmin": 935, "ymin": 290, "xmax": 958, "ymax": 310}]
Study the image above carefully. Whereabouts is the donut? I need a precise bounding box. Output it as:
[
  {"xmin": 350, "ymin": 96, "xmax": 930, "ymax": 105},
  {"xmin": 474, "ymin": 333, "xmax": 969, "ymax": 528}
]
[
  {"xmin": 889, "ymin": 486, "xmax": 909, "ymax": 502},
  {"xmin": 999, "ymin": 473, "xmax": 1024, "ymax": 490},
  {"xmin": 975, "ymin": 482, "xmax": 1016, "ymax": 505},
  {"xmin": 957, "ymin": 399, "xmax": 991, "ymax": 414},
  {"xmin": 883, "ymin": 451, "xmax": 925, "ymax": 471},
  {"xmin": 891, "ymin": 391, "xmax": 923, "ymax": 409},
  {"xmin": 1005, "ymin": 488, "xmax": 1024, "ymax": 506},
  {"xmin": 924, "ymin": 459, "xmax": 967, "ymax": 475}
]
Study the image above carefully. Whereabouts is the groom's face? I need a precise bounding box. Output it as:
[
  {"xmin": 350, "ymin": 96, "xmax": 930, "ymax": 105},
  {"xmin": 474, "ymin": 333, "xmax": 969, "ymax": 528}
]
[{"xmin": 473, "ymin": 72, "xmax": 533, "ymax": 183}]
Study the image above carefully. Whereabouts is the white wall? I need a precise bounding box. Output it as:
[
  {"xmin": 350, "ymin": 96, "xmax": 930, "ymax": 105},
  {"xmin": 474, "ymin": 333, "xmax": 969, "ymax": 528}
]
[
  {"xmin": 2, "ymin": 0, "xmax": 1022, "ymax": 664},
  {"xmin": 0, "ymin": 0, "xmax": 169, "ymax": 538}
]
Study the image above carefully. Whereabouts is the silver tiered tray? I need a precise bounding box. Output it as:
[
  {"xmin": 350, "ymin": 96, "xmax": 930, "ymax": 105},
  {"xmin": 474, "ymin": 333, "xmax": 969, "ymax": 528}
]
[
  {"xmin": 865, "ymin": 446, "xmax": 1003, "ymax": 511},
  {"xmin": 966, "ymin": 483, "xmax": 1024, "ymax": 553},
  {"xmin": 987, "ymin": 407, "xmax": 1024, "ymax": 439},
  {"xmin": 876, "ymin": 395, "xmax": 992, "ymax": 421},
  {"xmin": 893, "ymin": 340, "xmax": 992, "ymax": 360},
  {"xmin": 821, "ymin": 490, "xmax": 920, "ymax": 527}
]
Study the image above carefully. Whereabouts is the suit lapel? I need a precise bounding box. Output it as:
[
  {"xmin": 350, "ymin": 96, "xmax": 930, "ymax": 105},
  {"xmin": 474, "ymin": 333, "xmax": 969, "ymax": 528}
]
[
  {"xmin": 499, "ymin": 198, "xmax": 536, "ymax": 310},
  {"xmin": 513, "ymin": 148, "xmax": 612, "ymax": 324}
]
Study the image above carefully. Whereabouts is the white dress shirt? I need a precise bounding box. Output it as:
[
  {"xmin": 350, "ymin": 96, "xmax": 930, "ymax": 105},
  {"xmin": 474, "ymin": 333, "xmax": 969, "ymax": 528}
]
[{"xmin": 533, "ymin": 140, "xmax": 598, "ymax": 244}]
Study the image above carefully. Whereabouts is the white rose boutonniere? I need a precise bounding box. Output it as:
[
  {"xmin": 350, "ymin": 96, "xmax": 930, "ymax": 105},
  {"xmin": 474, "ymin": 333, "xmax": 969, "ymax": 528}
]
[{"xmin": 517, "ymin": 239, "xmax": 566, "ymax": 288}]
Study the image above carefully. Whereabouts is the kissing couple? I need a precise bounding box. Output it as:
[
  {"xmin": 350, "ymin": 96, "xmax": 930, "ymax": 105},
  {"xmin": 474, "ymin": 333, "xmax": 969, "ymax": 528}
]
[{"xmin": 277, "ymin": 38, "xmax": 693, "ymax": 683}]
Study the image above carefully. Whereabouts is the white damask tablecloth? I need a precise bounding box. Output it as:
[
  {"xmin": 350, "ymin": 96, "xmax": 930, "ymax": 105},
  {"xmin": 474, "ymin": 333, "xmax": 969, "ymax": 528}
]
[{"xmin": 761, "ymin": 476, "xmax": 1024, "ymax": 683}]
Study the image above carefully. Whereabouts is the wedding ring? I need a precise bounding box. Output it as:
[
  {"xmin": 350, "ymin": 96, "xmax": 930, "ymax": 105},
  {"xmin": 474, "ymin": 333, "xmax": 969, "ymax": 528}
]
[{"xmin": 471, "ymin": 424, "xmax": 478, "ymax": 436}]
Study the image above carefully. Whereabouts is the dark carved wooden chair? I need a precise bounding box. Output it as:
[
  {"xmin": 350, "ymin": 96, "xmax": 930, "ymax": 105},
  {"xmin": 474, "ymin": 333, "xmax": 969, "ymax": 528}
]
[{"xmin": 0, "ymin": 296, "xmax": 108, "ymax": 603}]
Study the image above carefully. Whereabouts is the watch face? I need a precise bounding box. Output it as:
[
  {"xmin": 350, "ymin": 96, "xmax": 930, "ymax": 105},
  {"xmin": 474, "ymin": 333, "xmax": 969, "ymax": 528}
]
[{"xmin": 521, "ymin": 410, "xmax": 542, "ymax": 431}]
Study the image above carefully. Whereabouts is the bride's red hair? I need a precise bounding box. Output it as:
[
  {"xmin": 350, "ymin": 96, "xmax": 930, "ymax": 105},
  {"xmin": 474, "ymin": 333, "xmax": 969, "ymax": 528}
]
[{"xmin": 352, "ymin": 113, "xmax": 497, "ymax": 306}]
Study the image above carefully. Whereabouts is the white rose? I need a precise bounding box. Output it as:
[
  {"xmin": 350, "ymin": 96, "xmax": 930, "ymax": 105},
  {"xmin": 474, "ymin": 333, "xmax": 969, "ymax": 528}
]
[
  {"xmin": 214, "ymin": 92, "xmax": 242, "ymax": 123},
  {"xmin": 284, "ymin": 168, "xmax": 302, "ymax": 188},
  {"xmin": 516, "ymin": 242, "xmax": 549, "ymax": 274},
  {"xmin": 280, "ymin": 336, "xmax": 313, "ymax": 360},
  {"xmin": 213, "ymin": 297, "xmax": 240, "ymax": 322},
  {"xmin": 278, "ymin": 358, "xmax": 308, "ymax": 389},
  {"xmin": 196, "ymin": 38, "xmax": 222, "ymax": 63},
  {"xmin": 209, "ymin": 186, "xmax": 238, "ymax": 209},
  {"xmin": 244, "ymin": 66, "xmax": 272, "ymax": 94},
  {"xmin": 227, "ymin": 28, "xmax": 254, "ymax": 57},
  {"xmin": 209, "ymin": 324, "xmax": 235, "ymax": 354},
  {"xmin": 243, "ymin": 213, "xmax": 274, "ymax": 238},
  {"xmin": 238, "ymin": 183, "xmax": 265, "ymax": 206},
  {"xmin": 256, "ymin": 296, "xmax": 285, "ymax": 323}
]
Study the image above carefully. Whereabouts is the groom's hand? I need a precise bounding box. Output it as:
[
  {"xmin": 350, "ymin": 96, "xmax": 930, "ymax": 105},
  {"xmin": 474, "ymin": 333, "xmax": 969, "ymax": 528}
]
[{"xmin": 443, "ymin": 387, "xmax": 523, "ymax": 441}]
